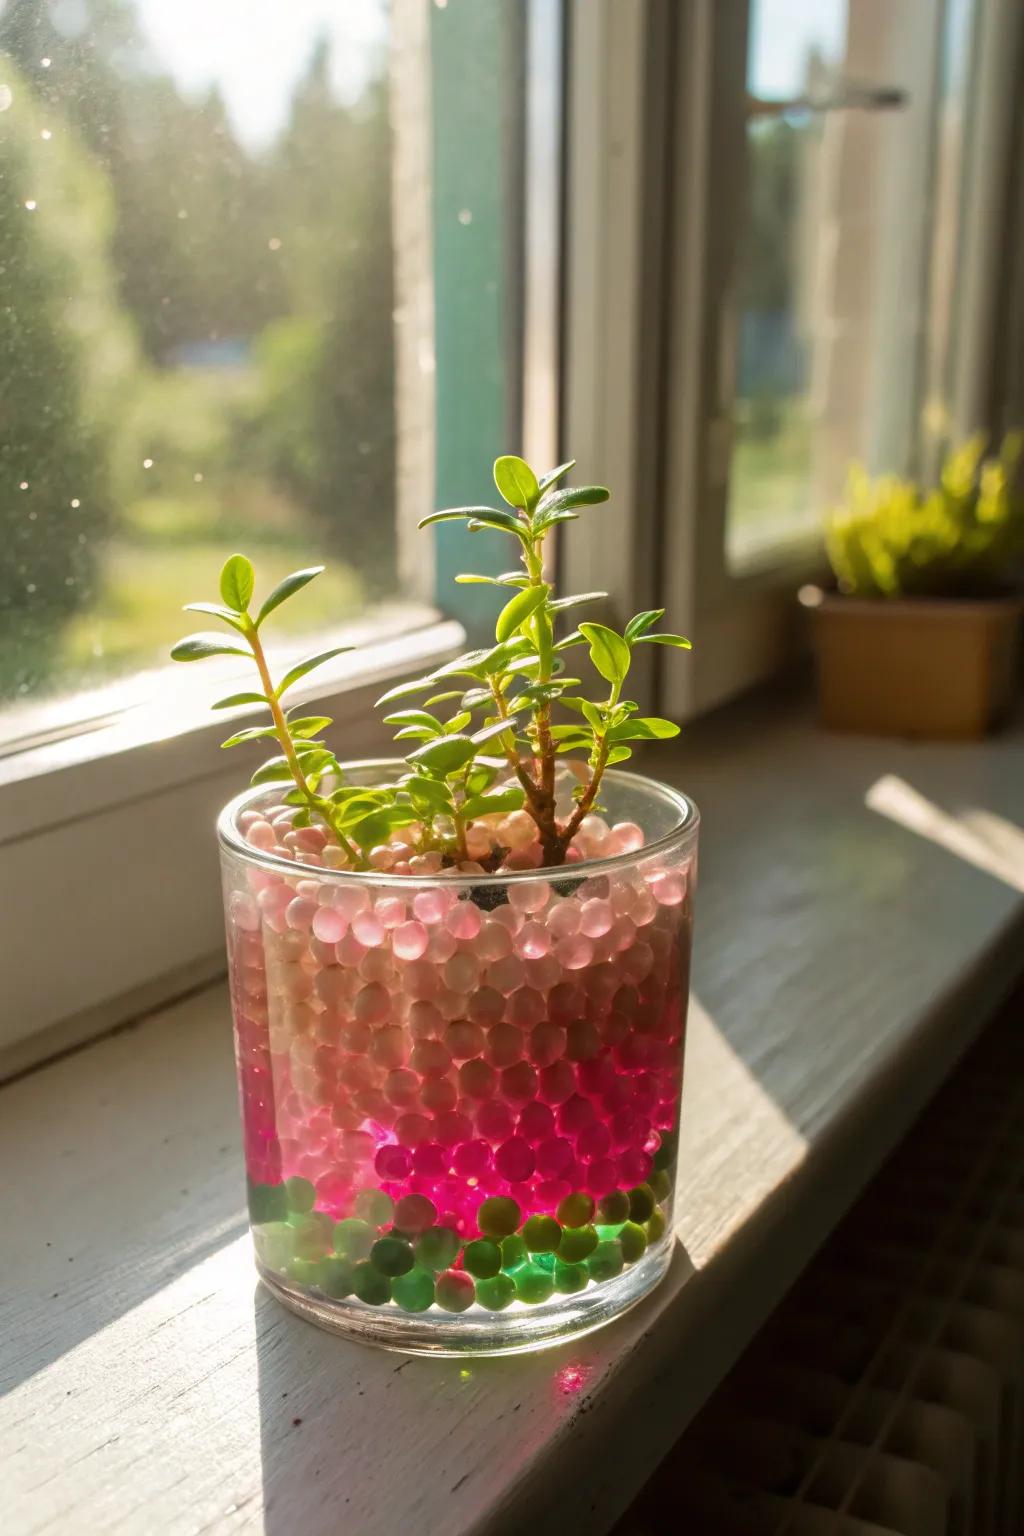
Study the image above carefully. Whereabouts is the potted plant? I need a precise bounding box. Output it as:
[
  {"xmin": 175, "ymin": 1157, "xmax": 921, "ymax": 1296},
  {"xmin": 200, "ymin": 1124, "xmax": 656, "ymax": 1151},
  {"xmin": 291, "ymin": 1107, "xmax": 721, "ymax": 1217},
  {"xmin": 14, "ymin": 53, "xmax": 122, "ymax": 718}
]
[
  {"xmin": 804, "ymin": 433, "xmax": 1024, "ymax": 739},
  {"xmin": 173, "ymin": 454, "xmax": 697, "ymax": 1355}
]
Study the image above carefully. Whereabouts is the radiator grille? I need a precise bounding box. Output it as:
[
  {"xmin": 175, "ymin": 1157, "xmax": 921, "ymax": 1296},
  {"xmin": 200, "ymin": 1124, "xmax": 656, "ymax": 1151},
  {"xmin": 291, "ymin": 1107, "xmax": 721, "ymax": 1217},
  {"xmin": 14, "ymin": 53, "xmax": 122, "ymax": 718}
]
[{"xmin": 619, "ymin": 1006, "xmax": 1024, "ymax": 1536}]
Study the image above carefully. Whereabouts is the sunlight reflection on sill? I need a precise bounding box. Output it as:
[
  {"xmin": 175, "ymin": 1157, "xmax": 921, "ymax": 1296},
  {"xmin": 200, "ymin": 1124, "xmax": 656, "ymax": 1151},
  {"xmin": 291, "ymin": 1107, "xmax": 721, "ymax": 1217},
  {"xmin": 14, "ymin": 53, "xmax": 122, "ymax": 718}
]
[{"xmin": 865, "ymin": 774, "xmax": 1024, "ymax": 894}]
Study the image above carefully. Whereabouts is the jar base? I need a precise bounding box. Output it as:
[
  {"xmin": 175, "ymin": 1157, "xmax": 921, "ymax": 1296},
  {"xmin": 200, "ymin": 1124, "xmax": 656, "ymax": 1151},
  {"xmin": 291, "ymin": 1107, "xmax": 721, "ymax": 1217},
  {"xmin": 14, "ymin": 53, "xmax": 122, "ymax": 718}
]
[{"xmin": 257, "ymin": 1240, "xmax": 673, "ymax": 1356}]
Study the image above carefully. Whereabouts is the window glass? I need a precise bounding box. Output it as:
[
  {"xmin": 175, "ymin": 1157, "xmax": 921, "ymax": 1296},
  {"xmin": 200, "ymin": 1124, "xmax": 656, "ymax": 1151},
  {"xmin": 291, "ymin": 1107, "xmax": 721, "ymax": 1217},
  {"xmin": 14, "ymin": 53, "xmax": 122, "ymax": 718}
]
[
  {"xmin": 0, "ymin": 0, "xmax": 527, "ymax": 738},
  {"xmin": 727, "ymin": 0, "xmax": 977, "ymax": 566}
]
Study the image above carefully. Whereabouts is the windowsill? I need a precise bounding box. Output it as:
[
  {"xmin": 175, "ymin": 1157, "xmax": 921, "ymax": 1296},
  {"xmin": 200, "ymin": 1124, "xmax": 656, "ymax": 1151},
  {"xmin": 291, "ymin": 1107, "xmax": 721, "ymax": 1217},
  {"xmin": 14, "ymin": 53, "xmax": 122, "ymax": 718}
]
[{"xmin": 4, "ymin": 688, "xmax": 1023, "ymax": 1533}]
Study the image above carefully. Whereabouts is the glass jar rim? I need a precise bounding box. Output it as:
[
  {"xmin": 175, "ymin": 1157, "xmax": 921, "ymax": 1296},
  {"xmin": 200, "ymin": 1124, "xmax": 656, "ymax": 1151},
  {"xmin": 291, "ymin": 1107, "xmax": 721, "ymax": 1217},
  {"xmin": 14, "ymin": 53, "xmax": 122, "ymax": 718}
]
[{"xmin": 217, "ymin": 758, "xmax": 699, "ymax": 889}]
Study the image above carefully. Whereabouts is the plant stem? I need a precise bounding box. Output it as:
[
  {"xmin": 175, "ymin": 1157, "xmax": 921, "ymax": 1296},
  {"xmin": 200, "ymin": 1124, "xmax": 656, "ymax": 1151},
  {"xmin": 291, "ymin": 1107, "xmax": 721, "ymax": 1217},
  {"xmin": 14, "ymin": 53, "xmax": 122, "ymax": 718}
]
[{"xmin": 244, "ymin": 621, "xmax": 360, "ymax": 865}]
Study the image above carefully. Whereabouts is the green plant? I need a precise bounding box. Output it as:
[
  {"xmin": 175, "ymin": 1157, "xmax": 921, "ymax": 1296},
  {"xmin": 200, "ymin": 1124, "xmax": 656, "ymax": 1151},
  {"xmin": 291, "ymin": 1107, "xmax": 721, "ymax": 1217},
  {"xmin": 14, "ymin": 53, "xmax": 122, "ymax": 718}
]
[
  {"xmin": 171, "ymin": 455, "xmax": 691, "ymax": 869},
  {"xmin": 826, "ymin": 433, "xmax": 1024, "ymax": 599}
]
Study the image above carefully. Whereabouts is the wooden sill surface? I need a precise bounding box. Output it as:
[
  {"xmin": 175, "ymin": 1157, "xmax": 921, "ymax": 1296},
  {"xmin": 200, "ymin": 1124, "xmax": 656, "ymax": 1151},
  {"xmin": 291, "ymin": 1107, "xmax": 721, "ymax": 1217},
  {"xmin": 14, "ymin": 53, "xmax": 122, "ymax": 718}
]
[{"xmin": 4, "ymin": 693, "xmax": 1023, "ymax": 1536}]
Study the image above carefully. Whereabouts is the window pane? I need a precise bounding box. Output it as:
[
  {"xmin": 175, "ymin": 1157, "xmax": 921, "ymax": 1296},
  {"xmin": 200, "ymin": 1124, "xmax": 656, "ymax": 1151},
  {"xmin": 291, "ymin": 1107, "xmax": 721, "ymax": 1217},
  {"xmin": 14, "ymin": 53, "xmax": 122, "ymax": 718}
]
[
  {"xmin": 0, "ymin": 0, "xmax": 528, "ymax": 736},
  {"xmin": 726, "ymin": 0, "xmax": 977, "ymax": 566}
]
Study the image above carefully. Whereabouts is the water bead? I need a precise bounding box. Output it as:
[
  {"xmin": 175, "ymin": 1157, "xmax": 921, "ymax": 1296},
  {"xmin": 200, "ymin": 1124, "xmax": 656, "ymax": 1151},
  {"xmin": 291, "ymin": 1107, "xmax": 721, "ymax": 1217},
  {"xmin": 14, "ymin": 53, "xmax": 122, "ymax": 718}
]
[
  {"xmin": 534, "ymin": 1137, "xmax": 573, "ymax": 1179},
  {"xmin": 393, "ymin": 1193, "xmax": 437, "ymax": 1233},
  {"xmin": 443, "ymin": 1020, "xmax": 485, "ymax": 1061},
  {"xmin": 354, "ymin": 1189, "xmax": 394, "ymax": 1227},
  {"xmin": 408, "ymin": 1000, "xmax": 444, "ymax": 1039},
  {"xmin": 649, "ymin": 1168, "xmax": 671, "ymax": 1202},
  {"xmin": 579, "ymin": 899, "xmax": 613, "ymax": 939},
  {"xmin": 517, "ymin": 1100, "xmax": 555, "ymax": 1143},
  {"xmin": 396, "ymin": 1112, "xmax": 434, "ymax": 1148},
  {"xmin": 513, "ymin": 1264, "xmax": 555, "ymax": 1305},
  {"xmin": 557, "ymin": 1223, "xmax": 598, "ymax": 1263},
  {"xmin": 522, "ymin": 1214, "xmax": 561, "ymax": 1253},
  {"xmin": 421, "ymin": 1078, "xmax": 459, "ymax": 1116},
  {"xmin": 353, "ymin": 982, "xmax": 390, "ymax": 1026},
  {"xmin": 498, "ymin": 810, "xmax": 536, "ymax": 850},
  {"xmin": 413, "ymin": 888, "xmax": 449, "ymax": 925},
  {"xmin": 462, "ymin": 1238, "xmax": 502, "ymax": 1279},
  {"xmin": 392, "ymin": 1267, "xmax": 436, "ymax": 1312},
  {"xmin": 477, "ymin": 1195, "xmax": 521, "ymax": 1238},
  {"xmin": 414, "ymin": 1225, "xmax": 460, "ymax": 1271},
  {"xmin": 370, "ymin": 1235, "xmax": 415, "ymax": 1276},
  {"xmin": 554, "ymin": 1260, "xmax": 589, "ymax": 1294},
  {"xmin": 514, "ymin": 921, "xmax": 549, "ymax": 960},
  {"xmin": 435, "ymin": 1110, "xmax": 474, "ymax": 1147},
  {"xmin": 392, "ymin": 920, "xmax": 428, "ymax": 960},
  {"xmin": 500, "ymin": 1061, "xmax": 539, "ymax": 1106},
  {"xmin": 435, "ymin": 1269, "xmax": 475, "ymax": 1313},
  {"xmin": 335, "ymin": 931, "xmax": 367, "ymax": 968},
  {"xmin": 537, "ymin": 1061, "xmax": 576, "ymax": 1106},
  {"xmin": 611, "ymin": 821, "xmax": 645, "ymax": 854},
  {"xmin": 453, "ymin": 1139, "xmax": 491, "ymax": 1178},
  {"xmin": 557, "ymin": 1191, "xmax": 596, "ymax": 1228},
  {"xmin": 445, "ymin": 900, "xmax": 482, "ymax": 941},
  {"xmin": 247, "ymin": 819, "xmax": 277, "ymax": 851},
  {"xmin": 475, "ymin": 1273, "xmax": 516, "ymax": 1310},
  {"xmin": 647, "ymin": 1208, "xmax": 667, "ymax": 1243},
  {"xmin": 508, "ymin": 879, "xmax": 551, "ymax": 915},
  {"xmin": 426, "ymin": 928, "xmax": 458, "ymax": 964},
  {"xmin": 351, "ymin": 1261, "xmax": 392, "ymax": 1305},
  {"xmin": 410, "ymin": 1039, "xmax": 452, "ymax": 1078},
  {"xmin": 412, "ymin": 1142, "xmax": 448, "ymax": 1177},
  {"xmin": 528, "ymin": 1022, "xmax": 566, "ymax": 1068},
  {"xmin": 649, "ymin": 869, "xmax": 686, "ymax": 906},
  {"xmin": 285, "ymin": 1175, "xmax": 316, "ymax": 1214},
  {"xmin": 443, "ymin": 951, "xmax": 480, "ymax": 994},
  {"xmin": 333, "ymin": 1217, "xmax": 375, "ymax": 1261},
  {"xmin": 494, "ymin": 1137, "xmax": 535, "ymax": 1182},
  {"xmin": 384, "ymin": 1069, "xmax": 419, "ymax": 1109},
  {"xmin": 554, "ymin": 935, "xmax": 594, "ymax": 971},
  {"xmin": 475, "ymin": 1099, "xmax": 516, "ymax": 1143},
  {"xmin": 586, "ymin": 1159, "xmax": 619, "ymax": 1197},
  {"xmin": 375, "ymin": 1143, "xmax": 412, "ymax": 1180},
  {"xmin": 618, "ymin": 1221, "xmax": 648, "ymax": 1263},
  {"xmin": 546, "ymin": 900, "xmax": 581, "ymax": 941},
  {"xmin": 577, "ymin": 1121, "xmax": 612, "ymax": 1162},
  {"xmin": 627, "ymin": 1184, "xmax": 656, "ymax": 1223},
  {"xmin": 290, "ymin": 1213, "xmax": 333, "ymax": 1261},
  {"xmin": 370, "ymin": 1026, "xmax": 407, "ymax": 1070},
  {"xmin": 458, "ymin": 1058, "xmax": 497, "ymax": 1100},
  {"xmin": 484, "ymin": 1022, "xmax": 522, "ymax": 1070},
  {"xmin": 402, "ymin": 960, "xmax": 439, "ymax": 1000},
  {"xmin": 319, "ymin": 1256, "xmax": 355, "ymax": 1298},
  {"xmin": 468, "ymin": 987, "xmax": 506, "ymax": 1027},
  {"xmin": 587, "ymin": 1239, "xmax": 624, "ymax": 1282}
]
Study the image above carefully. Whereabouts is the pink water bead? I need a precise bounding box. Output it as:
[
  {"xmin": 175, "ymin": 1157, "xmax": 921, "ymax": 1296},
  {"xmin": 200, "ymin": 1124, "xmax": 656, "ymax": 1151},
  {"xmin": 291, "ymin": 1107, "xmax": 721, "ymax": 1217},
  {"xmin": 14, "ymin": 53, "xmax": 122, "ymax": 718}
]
[
  {"xmin": 514, "ymin": 921, "xmax": 550, "ymax": 960},
  {"xmin": 508, "ymin": 879, "xmax": 551, "ymax": 915},
  {"xmin": 475, "ymin": 1099, "xmax": 516, "ymax": 1143},
  {"xmin": 476, "ymin": 921, "xmax": 514, "ymax": 963},
  {"xmin": 352, "ymin": 909, "xmax": 386, "ymax": 948},
  {"xmin": 648, "ymin": 869, "xmax": 686, "ymax": 906},
  {"xmin": 494, "ymin": 1136, "xmax": 535, "ymax": 1182},
  {"xmin": 498, "ymin": 810, "xmax": 537, "ymax": 850},
  {"xmin": 554, "ymin": 935, "xmax": 594, "ymax": 971},
  {"xmin": 413, "ymin": 888, "xmax": 450, "ymax": 925},
  {"xmin": 246, "ymin": 819, "xmax": 277, "ymax": 851},
  {"xmin": 353, "ymin": 981, "xmax": 390, "ymax": 1025},
  {"xmin": 453, "ymin": 1139, "xmax": 491, "ymax": 1178},
  {"xmin": 312, "ymin": 905, "xmax": 347, "ymax": 944},
  {"xmin": 579, "ymin": 898, "xmax": 613, "ymax": 938},
  {"xmin": 444, "ymin": 950, "xmax": 480, "ymax": 993},
  {"xmin": 392, "ymin": 920, "xmax": 428, "ymax": 961},
  {"xmin": 445, "ymin": 900, "xmax": 482, "ymax": 941},
  {"xmin": 375, "ymin": 1143, "xmax": 412, "ymax": 1180}
]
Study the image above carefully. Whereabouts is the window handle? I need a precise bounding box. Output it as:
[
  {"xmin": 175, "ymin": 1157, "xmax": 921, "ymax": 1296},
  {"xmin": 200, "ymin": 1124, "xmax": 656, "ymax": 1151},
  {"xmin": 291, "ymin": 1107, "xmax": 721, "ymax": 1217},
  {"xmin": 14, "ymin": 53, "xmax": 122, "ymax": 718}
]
[{"xmin": 746, "ymin": 82, "xmax": 908, "ymax": 118}]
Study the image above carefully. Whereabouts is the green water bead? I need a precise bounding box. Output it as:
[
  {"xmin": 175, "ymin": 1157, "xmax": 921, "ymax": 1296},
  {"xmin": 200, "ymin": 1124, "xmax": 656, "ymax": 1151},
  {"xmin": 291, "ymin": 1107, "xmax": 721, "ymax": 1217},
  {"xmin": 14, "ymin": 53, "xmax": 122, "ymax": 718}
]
[
  {"xmin": 351, "ymin": 1261, "xmax": 392, "ymax": 1306},
  {"xmin": 286, "ymin": 1256, "xmax": 325, "ymax": 1287},
  {"xmin": 355, "ymin": 1189, "xmax": 395, "ymax": 1229},
  {"xmin": 649, "ymin": 1169, "xmax": 671, "ymax": 1203},
  {"xmin": 319, "ymin": 1257, "xmax": 355, "ymax": 1298},
  {"xmin": 596, "ymin": 1224, "xmax": 625, "ymax": 1242},
  {"xmin": 435, "ymin": 1269, "xmax": 476, "ymax": 1313},
  {"xmin": 558, "ymin": 1224, "xmax": 598, "ymax": 1263},
  {"xmin": 414, "ymin": 1225, "xmax": 460, "ymax": 1272},
  {"xmin": 252, "ymin": 1221, "xmax": 294, "ymax": 1272},
  {"xmin": 619, "ymin": 1221, "xmax": 648, "ymax": 1263},
  {"xmin": 285, "ymin": 1175, "xmax": 317, "ymax": 1214},
  {"xmin": 392, "ymin": 1267, "xmax": 436, "ymax": 1313},
  {"xmin": 247, "ymin": 1181, "xmax": 288, "ymax": 1224},
  {"xmin": 522, "ymin": 1215, "xmax": 562, "ymax": 1254},
  {"xmin": 513, "ymin": 1264, "xmax": 555, "ymax": 1305},
  {"xmin": 291, "ymin": 1213, "xmax": 334, "ymax": 1261},
  {"xmin": 333, "ymin": 1217, "xmax": 375, "ymax": 1262},
  {"xmin": 393, "ymin": 1194, "xmax": 437, "ymax": 1234},
  {"xmin": 370, "ymin": 1236, "xmax": 415, "ymax": 1277},
  {"xmin": 554, "ymin": 1260, "xmax": 589, "ymax": 1295},
  {"xmin": 588, "ymin": 1239, "xmax": 624, "ymax": 1282},
  {"xmin": 628, "ymin": 1184, "xmax": 656, "ymax": 1223},
  {"xmin": 597, "ymin": 1190, "xmax": 631, "ymax": 1225},
  {"xmin": 646, "ymin": 1208, "xmax": 667, "ymax": 1244},
  {"xmin": 477, "ymin": 1196, "xmax": 521, "ymax": 1238},
  {"xmin": 463, "ymin": 1239, "xmax": 502, "ymax": 1279},
  {"xmin": 500, "ymin": 1234, "xmax": 529, "ymax": 1271},
  {"xmin": 475, "ymin": 1273, "xmax": 516, "ymax": 1311},
  {"xmin": 653, "ymin": 1131, "xmax": 677, "ymax": 1171},
  {"xmin": 557, "ymin": 1191, "xmax": 596, "ymax": 1229}
]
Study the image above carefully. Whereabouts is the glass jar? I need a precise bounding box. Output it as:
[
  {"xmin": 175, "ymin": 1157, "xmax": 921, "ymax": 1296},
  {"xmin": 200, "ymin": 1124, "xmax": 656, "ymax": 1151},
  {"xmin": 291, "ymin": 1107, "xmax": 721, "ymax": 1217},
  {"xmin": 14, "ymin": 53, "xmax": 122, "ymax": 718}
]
[{"xmin": 219, "ymin": 762, "xmax": 698, "ymax": 1354}]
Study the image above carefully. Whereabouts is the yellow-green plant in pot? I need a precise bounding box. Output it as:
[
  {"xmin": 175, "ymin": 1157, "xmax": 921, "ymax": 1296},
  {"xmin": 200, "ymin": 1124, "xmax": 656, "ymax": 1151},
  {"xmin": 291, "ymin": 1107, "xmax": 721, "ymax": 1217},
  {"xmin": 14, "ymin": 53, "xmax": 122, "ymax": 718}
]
[{"xmin": 806, "ymin": 434, "xmax": 1024, "ymax": 739}]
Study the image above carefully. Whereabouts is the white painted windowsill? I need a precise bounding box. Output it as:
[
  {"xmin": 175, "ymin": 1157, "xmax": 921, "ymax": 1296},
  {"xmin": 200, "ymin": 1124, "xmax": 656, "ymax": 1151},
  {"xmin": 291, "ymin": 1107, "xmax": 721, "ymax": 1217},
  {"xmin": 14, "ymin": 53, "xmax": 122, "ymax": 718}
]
[{"xmin": 4, "ymin": 692, "xmax": 1023, "ymax": 1536}]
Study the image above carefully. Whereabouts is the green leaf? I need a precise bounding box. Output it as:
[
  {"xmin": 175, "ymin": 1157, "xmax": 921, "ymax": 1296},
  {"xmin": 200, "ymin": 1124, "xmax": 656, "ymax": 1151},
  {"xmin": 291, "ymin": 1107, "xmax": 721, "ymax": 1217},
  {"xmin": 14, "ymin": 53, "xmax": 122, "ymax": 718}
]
[
  {"xmin": 418, "ymin": 506, "xmax": 505, "ymax": 529},
  {"xmin": 531, "ymin": 509, "xmax": 581, "ymax": 537},
  {"xmin": 549, "ymin": 724, "xmax": 592, "ymax": 741},
  {"xmin": 554, "ymin": 733, "xmax": 593, "ymax": 753},
  {"xmin": 548, "ymin": 591, "xmax": 608, "ymax": 613},
  {"xmin": 182, "ymin": 601, "xmax": 247, "ymax": 632},
  {"xmin": 454, "ymin": 571, "xmax": 529, "ymax": 587},
  {"xmin": 493, "ymin": 454, "xmax": 541, "ymax": 512},
  {"xmin": 536, "ymin": 485, "xmax": 609, "ymax": 516},
  {"xmin": 445, "ymin": 710, "xmax": 472, "ymax": 733},
  {"xmin": 580, "ymin": 700, "xmax": 604, "ymax": 730},
  {"xmin": 170, "ymin": 632, "xmax": 251, "ymax": 663},
  {"xmin": 495, "ymin": 583, "xmax": 549, "ymax": 642},
  {"xmin": 277, "ymin": 646, "xmax": 354, "ymax": 695},
  {"xmin": 608, "ymin": 716, "xmax": 680, "ymax": 742},
  {"xmin": 471, "ymin": 716, "xmax": 519, "ymax": 747},
  {"xmin": 625, "ymin": 609, "xmax": 664, "ymax": 640},
  {"xmin": 255, "ymin": 566, "xmax": 324, "ymax": 626},
  {"xmin": 403, "ymin": 775, "xmax": 454, "ymax": 812},
  {"xmin": 464, "ymin": 761, "xmax": 499, "ymax": 795},
  {"xmin": 349, "ymin": 806, "xmax": 419, "ymax": 849},
  {"xmin": 220, "ymin": 554, "xmax": 255, "ymax": 612},
  {"xmin": 221, "ymin": 725, "xmax": 279, "ymax": 748},
  {"xmin": 579, "ymin": 622, "xmax": 631, "ymax": 685},
  {"xmin": 288, "ymin": 716, "xmax": 332, "ymax": 739},
  {"xmin": 538, "ymin": 460, "xmax": 576, "ymax": 493},
  {"xmin": 466, "ymin": 509, "xmax": 531, "ymax": 538},
  {"xmin": 606, "ymin": 745, "xmax": 633, "ymax": 765},
  {"xmin": 633, "ymin": 633, "xmax": 692, "ymax": 649},
  {"xmin": 376, "ymin": 675, "xmax": 437, "ymax": 706},
  {"xmin": 250, "ymin": 756, "xmax": 294, "ymax": 784},
  {"xmin": 393, "ymin": 725, "xmax": 436, "ymax": 742},
  {"xmin": 407, "ymin": 735, "xmax": 478, "ymax": 775},
  {"xmin": 211, "ymin": 691, "xmax": 270, "ymax": 710},
  {"xmin": 382, "ymin": 709, "xmax": 443, "ymax": 734},
  {"xmin": 553, "ymin": 629, "xmax": 587, "ymax": 652},
  {"xmin": 461, "ymin": 787, "xmax": 526, "ymax": 820}
]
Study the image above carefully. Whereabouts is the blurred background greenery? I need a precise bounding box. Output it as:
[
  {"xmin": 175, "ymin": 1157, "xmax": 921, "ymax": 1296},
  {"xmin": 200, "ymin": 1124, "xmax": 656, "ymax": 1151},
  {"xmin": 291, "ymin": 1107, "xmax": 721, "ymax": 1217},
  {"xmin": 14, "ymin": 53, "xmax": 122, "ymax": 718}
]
[{"xmin": 0, "ymin": 0, "xmax": 396, "ymax": 707}]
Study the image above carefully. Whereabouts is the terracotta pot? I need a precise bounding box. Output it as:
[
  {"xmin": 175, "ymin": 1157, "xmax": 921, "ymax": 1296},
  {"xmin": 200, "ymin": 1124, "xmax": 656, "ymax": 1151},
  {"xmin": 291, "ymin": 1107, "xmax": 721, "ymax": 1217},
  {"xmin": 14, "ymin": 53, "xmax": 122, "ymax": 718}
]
[{"xmin": 808, "ymin": 592, "xmax": 1023, "ymax": 739}]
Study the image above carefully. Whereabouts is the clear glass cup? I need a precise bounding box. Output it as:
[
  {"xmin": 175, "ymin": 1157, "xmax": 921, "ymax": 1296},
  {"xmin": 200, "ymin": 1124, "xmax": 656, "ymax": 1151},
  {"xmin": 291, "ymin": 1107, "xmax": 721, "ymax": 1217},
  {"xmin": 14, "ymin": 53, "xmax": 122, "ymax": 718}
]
[{"xmin": 219, "ymin": 762, "xmax": 698, "ymax": 1354}]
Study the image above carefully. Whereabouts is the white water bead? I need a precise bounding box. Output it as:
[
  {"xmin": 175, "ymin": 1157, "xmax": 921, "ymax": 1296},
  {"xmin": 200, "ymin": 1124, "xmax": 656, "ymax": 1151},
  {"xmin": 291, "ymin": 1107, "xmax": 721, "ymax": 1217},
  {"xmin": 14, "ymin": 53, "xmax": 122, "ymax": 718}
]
[
  {"xmin": 320, "ymin": 844, "xmax": 350, "ymax": 869},
  {"xmin": 375, "ymin": 895, "xmax": 407, "ymax": 929},
  {"xmin": 476, "ymin": 920, "xmax": 514, "ymax": 962},
  {"xmin": 436, "ymin": 986, "xmax": 469, "ymax": 1021},
  {"xmin": 353, "ymin": 981, "xmax": 390, "ymax": 1025},
  {"xmin": 465, "ymin": 823, "xmax": 493, "ymax": 860},
  {"xmin": 546, "ymin": 899, "xmax": 581, "ymax": 940},
  {"xmin": 409, "ymin": 850, "xmax": 444, "ymax": 874},
  {"xmin": 401, "ymin": 959, "xmax": 439, "ymax": 1000},
  {"xmin": 444, "ymin": 950, "xmax": 480, "ymax": 994},
  {"xmin": 425, "ymin": 926, "xmax": 458, "ymax": 964},
  {"xmin": 498, "ymin": 810, "xmax": 537, "ymax": 850},
  {"xmin": 351, "ymin": 909, "xmax": 386, "ymax": 948},
  {"xmin": 334, "ymin": 930, "xmax": 368, "ymax": 967},
  {"xmin": 579, "ymin": 898, "xmax": 613, "ymax": 938},
  {"xmin": 314, "ymin": 967, "xmax": 351, "ymax": 1006},
  {"xmin": 408, "ymin": 1000, "xmax": 444, "ymax": 1039},
  {"xmin": 554, "ymin": 934, "xmax": 594, "ymax": 971},
  {"xmin": 368, "ymin": 845, "xmax": 398, "ymax": 871},
  {"xmin": 467, "ymin": 986, "xmax": 505, "ymax": 1026},
  {"xmin": 506, "ymin": 986, "xmax": 546, "ymax": 1028},
  {"xmin": 524, "ymin": 953, "xmax": 562, "ymax": 992},
  {"xmin": 359, "ymin": 947, "xmax": 395, "ymax": 985},
  {"xmin": 392, "ymin": 919, "xmax": 428, "ymax": 961},
  {"xmin": 487, "ymin": 954, "xmax": 526, "ymax": 995}
]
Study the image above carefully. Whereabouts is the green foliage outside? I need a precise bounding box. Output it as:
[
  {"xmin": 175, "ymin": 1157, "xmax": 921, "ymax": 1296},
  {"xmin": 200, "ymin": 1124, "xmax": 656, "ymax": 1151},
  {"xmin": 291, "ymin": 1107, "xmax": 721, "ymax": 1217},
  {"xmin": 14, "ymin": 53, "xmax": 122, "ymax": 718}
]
[
  {"xmin": 0, "ymin": 0, "xmax": 395, "ymax": 706},
  {"xmin": 825, "ymin": 434, "xmax": 1024, "ymax": 599}
]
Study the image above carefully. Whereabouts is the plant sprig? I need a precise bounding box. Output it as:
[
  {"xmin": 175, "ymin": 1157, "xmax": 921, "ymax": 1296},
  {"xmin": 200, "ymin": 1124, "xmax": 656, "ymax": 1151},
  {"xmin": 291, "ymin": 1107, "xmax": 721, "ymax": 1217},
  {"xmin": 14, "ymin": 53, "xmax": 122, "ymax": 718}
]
[{"xmin": 171, "ymin": 454, "xmax": 692, "ymax": 868}]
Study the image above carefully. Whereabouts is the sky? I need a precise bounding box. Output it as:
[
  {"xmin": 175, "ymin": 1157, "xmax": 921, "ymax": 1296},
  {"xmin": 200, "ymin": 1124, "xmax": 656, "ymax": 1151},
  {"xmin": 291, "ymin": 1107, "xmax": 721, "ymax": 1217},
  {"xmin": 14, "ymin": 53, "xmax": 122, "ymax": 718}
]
[
  {"xmin": 747, "ymin": 0, "xmax": 847, "ymax": 97},
  {"xmin": 134, "ymin": 0, "xmax": 388, "ymax": 148}
]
